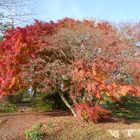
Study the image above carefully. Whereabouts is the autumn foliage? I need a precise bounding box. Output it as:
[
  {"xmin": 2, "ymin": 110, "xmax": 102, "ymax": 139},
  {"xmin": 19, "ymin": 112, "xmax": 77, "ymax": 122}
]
[{"xmin": 0, "ymin": 18, "xmax": 140, "ymax": 122}]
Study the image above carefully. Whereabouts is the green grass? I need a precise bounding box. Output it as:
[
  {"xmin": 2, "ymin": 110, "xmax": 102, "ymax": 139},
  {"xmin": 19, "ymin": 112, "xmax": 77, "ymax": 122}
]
[
  {"xmin": 0, "ymin": 103, "xmax": 17, "ymax": 113},
  {"xmin": 43, "ymin": 119, "xmax": 113, "ymax": 140},
  {"xmin": 67, "ymin": 126, "xmax": 109, "ymax": 140},
  {"xmin": 105, "ymin": 95, "xmax": 140, "ymax": 121},
  {"xmin": 32, "ymin": 102, "xmax": 54, "ymax": 112},
  {"xmin": 25, "ymin": 123, "xmax": 45, "ymax": 140},
  {"xmin": 30, "ymin": 93, "xmax": 69, "ymax": 112}
]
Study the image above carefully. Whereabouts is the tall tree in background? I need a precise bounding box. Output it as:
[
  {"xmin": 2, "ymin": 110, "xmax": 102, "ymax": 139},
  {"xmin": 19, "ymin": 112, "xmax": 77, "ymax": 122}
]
[{"xmin": 0, "ymin": 0, "xmax": 33, "ymax": 36}]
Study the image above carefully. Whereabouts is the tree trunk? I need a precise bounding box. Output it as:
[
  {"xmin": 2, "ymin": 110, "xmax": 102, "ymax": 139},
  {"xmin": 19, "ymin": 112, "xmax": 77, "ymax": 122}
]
[
  {"xmin": 32, "ymin": 89, "xmax": 36, "ymax": 98},
  {"xmin": 30, "ymin": 88, "xmax": 36, "ymax": 101},
  {"xmin": 59, "ymin": 92, "xmax": 77, "ymax": 117}
]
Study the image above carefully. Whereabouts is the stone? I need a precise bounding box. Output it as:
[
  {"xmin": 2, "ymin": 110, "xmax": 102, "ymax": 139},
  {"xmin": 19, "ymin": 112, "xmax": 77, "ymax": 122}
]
[{"xmin": 108, "ymin": 129, "xmax": 140, "ymax": 139}]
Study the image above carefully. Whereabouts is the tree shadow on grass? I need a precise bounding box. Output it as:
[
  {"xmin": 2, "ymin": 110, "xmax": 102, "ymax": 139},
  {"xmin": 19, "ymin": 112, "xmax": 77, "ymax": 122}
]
[{"xmin": 105, "ymin": 95, "xmax": 140, "ymax": 124}]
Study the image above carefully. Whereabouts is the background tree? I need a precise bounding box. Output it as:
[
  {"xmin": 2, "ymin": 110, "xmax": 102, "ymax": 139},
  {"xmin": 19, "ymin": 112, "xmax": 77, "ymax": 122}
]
[
  {"xmin": 0, "ymin": 0, "xmax": 33, "ymax": 36},
  {"xmin": 117, "ymin": 23, "xmax": 140, "ymax": 85}
]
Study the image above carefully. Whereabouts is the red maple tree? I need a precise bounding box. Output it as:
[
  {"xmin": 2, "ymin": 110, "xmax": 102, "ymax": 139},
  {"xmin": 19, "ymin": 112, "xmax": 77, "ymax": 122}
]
[{"xmin": 0, "ymin": 18, "xmax": 140, "ymax": 122}]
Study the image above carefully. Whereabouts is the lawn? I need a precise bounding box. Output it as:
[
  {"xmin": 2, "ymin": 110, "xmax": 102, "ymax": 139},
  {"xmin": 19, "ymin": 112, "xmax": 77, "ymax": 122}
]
[{"xmin": 0, "ymin": 111, "xmax": 140, "ymax": 140}]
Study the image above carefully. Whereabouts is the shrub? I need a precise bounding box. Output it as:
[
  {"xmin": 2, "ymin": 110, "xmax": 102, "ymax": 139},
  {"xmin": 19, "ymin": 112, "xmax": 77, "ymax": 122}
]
[
  {"xmin": 32, "ymin": 102, "xmax": 53, "ymax": 112},
  {"xmin": 0, "ymin": 103, "xmax": 17, "ymax": 113},
  {"xmin": 43, "ymin": 92, "xmax": 71, "ymax": 110},
  {"xmin": 105, "ymin": 95, "xmax": 140, "ymax": 120},
  {"xmin": 7, "ymin": 92, "xmax": 23, "ymax": 103},
  {"xmin": 25, "ymin": 123, "xmax": 45, "ymax": 140},
  {"xmin": 75, "ymin": 103, "xmax": 110, "ymax": 123}
]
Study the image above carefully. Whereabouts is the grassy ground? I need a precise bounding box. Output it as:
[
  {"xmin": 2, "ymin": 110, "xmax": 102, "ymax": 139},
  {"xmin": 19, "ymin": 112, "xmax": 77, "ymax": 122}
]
[
  {"xmin": 42, "ymin": 116, "xmax": 140, "ymax": 140},
  {"xmin": 0, "ymin": 103, "xmax": 17, "ymax": 113},
  {"xmin": 0, "ymin": 94, "xmax": 140, "ymax": 140},
  {"xmin": 0, "ymin": 111, "xmax": 140, "ymax": 140},
  {"xmin": 43, "ymin": 117, "xmax": 111, "ymax": 140},
  {"xmin": 105, "ymin": 95, "xmax": 140, "ymax": 122}
]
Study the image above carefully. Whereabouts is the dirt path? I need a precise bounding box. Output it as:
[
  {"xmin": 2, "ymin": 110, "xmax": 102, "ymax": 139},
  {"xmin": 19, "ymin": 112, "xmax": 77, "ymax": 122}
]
[
  {"xmin": 0, "ymin": 110, "xmax": 70, "ymax": 140},
  {"xmin": 0, "ymin": 112, "xmax": 46, "ymax": 140}
]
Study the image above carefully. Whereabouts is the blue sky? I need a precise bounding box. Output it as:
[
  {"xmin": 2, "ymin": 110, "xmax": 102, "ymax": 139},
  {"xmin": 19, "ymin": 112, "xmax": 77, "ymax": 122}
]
[{"xmin": 32, "ymin": 0, "xmax": 140, "ymax": 23}]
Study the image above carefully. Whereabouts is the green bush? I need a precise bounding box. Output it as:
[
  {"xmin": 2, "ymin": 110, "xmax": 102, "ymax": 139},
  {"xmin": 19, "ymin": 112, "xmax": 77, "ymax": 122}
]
[
  {"xmin": 32, "ymin": 102, "xmax": 53, "ymax": 112},
  {"xmin": 7, "ymin": 93, "xmax": 23, "ymax": 103},
  {"xmin": 43, "ymin": 92, "xmax": 72, "ymax": 111},
  {"xmin": 0, "ymin": 103, "xmax": 17, "ymax": 113},
  {"xmin": 25, "ymin": 123, "xmax": 45, "ymax": 140},
  {"xmin": 31, "ymin": 92, "xmax": 71, "ymax": 112},
  {"xmin": 105, "ymin": 95, "xmax": 140, "ymax": 120}
]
